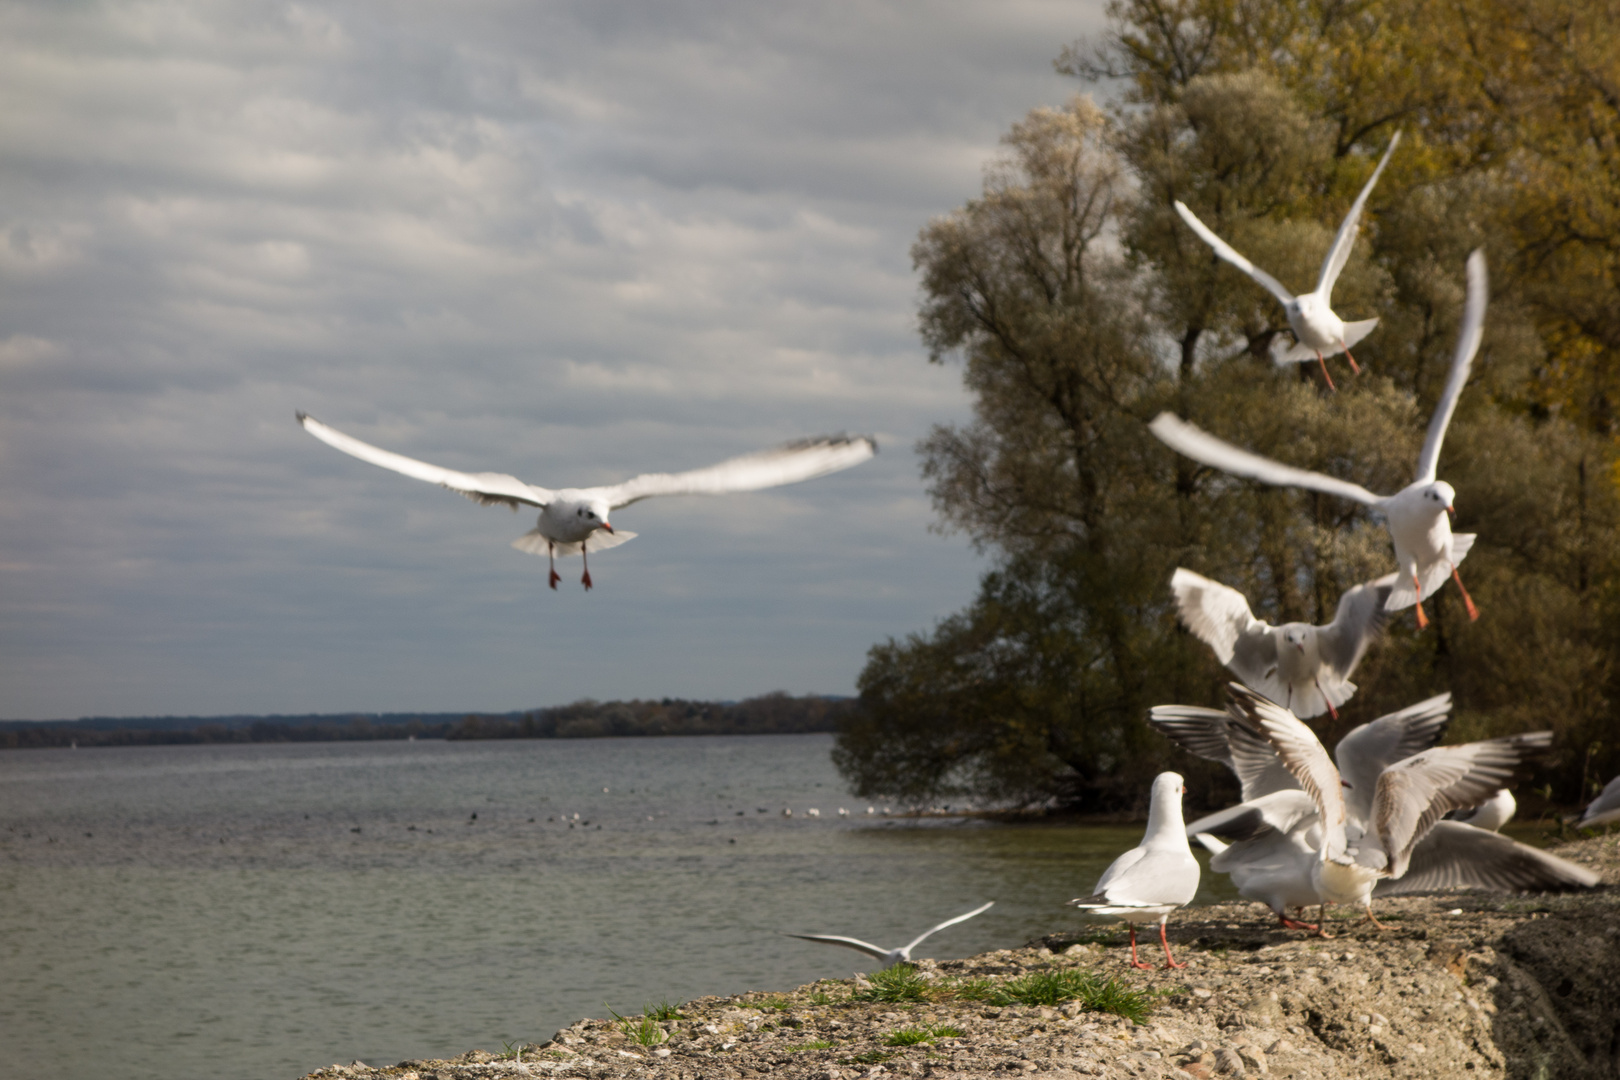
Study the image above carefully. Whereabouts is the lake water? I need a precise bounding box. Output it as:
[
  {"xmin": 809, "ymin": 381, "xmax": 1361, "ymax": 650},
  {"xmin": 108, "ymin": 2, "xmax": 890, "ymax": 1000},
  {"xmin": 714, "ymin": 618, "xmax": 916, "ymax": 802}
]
[{"xmin": 0, "ymin": 735, "xmax": 1236, "ymax": 1080}]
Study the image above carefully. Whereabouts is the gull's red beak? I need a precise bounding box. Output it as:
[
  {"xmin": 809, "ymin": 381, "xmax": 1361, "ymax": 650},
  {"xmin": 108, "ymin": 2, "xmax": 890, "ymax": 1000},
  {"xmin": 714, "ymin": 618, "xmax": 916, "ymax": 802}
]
[
  {"xmin": 601, "ymin": 522, "xmax": 614, "ymax": 533},
  {"xmin": 1445, "ymin": 503, "xmax": 1455, "ymax": 518}
]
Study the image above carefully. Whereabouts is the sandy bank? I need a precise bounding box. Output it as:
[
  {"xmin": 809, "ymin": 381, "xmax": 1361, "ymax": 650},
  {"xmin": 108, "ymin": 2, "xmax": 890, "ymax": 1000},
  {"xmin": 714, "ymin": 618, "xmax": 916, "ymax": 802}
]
[{"xmin": 299, "ymin": 834, "xmax": 1620, "ymax": 1080}]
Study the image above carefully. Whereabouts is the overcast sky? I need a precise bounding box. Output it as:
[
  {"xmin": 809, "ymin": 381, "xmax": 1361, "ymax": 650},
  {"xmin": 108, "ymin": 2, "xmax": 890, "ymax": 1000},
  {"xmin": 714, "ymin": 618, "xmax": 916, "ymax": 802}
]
[{"xmin": 0, "ymin": 1, "xmax": 1106, "ymax": 720}]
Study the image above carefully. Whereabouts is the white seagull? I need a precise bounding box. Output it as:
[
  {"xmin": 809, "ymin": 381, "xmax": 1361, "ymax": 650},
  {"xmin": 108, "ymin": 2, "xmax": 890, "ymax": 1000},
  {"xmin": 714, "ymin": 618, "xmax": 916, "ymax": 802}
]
[
  {"xmin": 296, "ymin": 413, "xmax": 876, "ymax": 589},
  {"xmin": 1149, "ymin": 249, "xmax": 1487, "ymax": 629},
  {"xmin": 786, "ymin": 901, "xmax": 995, "ymax": 969},
  {"xmin": 1170, "ymin": 567, "xmax": 1396, "ymax": 719},
  {"xmin": 1233, "ymin": 684, "xmax": 1551, "ymax": 930},
  {"xmin": 1174, "ymin": 131, "xmax": 1400, "ymax": 390},
  {"xmin": 1449, "ymin": 787, "xmax": 1516, "ymax": 832},
  {"xmin": 1070, "ymin": 772, "xmax": 1200, "ymax": 969},
  {"xmin": 1163, "ymin": 695, "xmax": 1595, "ymax": 923},
  {"xmin": 1576, "ymin": 774, "xmax": 1620, "ymax": 829}
]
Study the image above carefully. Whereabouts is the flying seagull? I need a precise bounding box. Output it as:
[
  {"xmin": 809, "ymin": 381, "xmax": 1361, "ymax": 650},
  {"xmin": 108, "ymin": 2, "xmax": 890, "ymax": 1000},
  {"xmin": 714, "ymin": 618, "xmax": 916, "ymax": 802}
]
[
  {"xmin": 1170, "ymin": 567, "xmax": 1395, "ymax": 719},
  {"xmin": 296, "ymin": 413, "xmax": 876, "ymax": 589},
  {"xmin": 1174, "ymin": 131, "xmax": 1400, "ymax": 390},
  {"xmin": 1070, "ymin": 772, "xmax": 1200, "ymax": 969},
  {"xmin": 786, "ymin": 901, "xmax": 995, "ymax": 969},
  {"xmin": 1150, "ymin": 249, "xmax": 1487, "ymax": 628}
]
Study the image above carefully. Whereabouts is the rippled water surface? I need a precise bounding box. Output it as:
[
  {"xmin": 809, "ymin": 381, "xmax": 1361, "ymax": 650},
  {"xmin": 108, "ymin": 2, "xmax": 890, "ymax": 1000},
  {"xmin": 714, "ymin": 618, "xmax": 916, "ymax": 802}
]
[{"xmin": 0, "ymin": 735, "xmax": 1235, "ymax": 1080}]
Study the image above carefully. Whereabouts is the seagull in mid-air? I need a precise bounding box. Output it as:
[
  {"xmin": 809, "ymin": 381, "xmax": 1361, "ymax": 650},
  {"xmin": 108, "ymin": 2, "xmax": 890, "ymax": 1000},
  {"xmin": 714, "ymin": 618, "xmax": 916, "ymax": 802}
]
[
  {"xmin": 1170, "ymin": 567, "xmax": 1395, "ymax": 719},
  {"xmin": 1070, "ymin": 772, "xmax": 1200, "ymax": 969},
  {"xmin": 296, "ymin": 413, "xmax": 876, "ymax": 590},
  {"xmin": 1149, "ymin": 249, "xmax": 1487, "ymax": 629},
  {"xmin": 786, "ymin": 901, "xmax": 995, "ymax": 969},
  {"xmin": 1174, "ymin": 131, "xmax": 1400, "ymax": 390}
]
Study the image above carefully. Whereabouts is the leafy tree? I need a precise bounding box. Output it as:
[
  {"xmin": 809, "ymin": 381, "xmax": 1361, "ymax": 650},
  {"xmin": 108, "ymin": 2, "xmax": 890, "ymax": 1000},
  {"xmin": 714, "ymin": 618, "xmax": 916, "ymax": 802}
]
[{"xmin": 836, "ymin": 61, "xmax": 1620, "ymax": 811}]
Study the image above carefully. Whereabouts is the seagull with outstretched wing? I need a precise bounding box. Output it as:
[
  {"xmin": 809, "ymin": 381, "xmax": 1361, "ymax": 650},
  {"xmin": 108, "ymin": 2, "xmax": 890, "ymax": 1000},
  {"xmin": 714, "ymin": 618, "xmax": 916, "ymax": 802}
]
[
  {"xmin": 786, "ymin": 901, "xmax": 994, "ymax": 970},
  {"xmin": 296, "ymin": 413, "xmax": 876, "ymax": 590},
  {"xmin": 1174, "ymin": 131, "xmax": 1400, "ymax": 390},
  {"xmin": 1150, "ymin": 249, "xmax": 1487, "ymax": 628},
  {"xmin": 1170, "ymin": 567, "xmax": 1395, "ymax": 719}
]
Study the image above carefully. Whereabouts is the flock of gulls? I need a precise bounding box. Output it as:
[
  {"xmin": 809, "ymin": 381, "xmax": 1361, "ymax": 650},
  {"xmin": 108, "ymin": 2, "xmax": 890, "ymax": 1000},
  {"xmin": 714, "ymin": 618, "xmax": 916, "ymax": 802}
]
[{"xmin": 296, "ymin": 134, "xmax": 1619, "ymax": 976}]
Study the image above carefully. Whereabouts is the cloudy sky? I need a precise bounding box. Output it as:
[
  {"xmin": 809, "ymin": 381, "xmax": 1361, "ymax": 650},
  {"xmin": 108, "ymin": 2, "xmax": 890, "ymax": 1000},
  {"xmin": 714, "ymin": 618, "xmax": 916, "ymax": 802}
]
[{"xmin": 1, "ymin": 1, "xmax": 1106, "ymax": 720}]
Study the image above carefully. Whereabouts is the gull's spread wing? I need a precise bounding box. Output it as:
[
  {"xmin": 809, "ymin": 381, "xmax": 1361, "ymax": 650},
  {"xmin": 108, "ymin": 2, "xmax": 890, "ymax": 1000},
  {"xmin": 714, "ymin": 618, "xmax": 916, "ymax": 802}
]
[
  {"xmin": 1373, "ymin": 732, "xmax": 1551, "ymax": 878},
  {"xmin": 1170, "ymin": 568, "xmax": 1274, "ymax": 672},
  {"xmin": 1148, "ymin": 704, "xmax": 1298, "ymax": 803},
  {"xmin": 1374, "ymin": 820, "xmax": 1600, "ymax": 895},
  {"xmin": 1315, "ymin": 573, "xmax": 1396, "ymax": 677},
  {"xmin": 1317, "ymin": 131, "xmax": 1401, "ymax": 295},
  {"xmin": 785, "ymin": 933, "xmax": 891, "ymax": 962},
  {"xmin": 1149, "ymin": 413, "xmax": 1384, "ymax": 506},
  {"xmin": 1174, "ymin": 201, "xmax": 1296, "ymax": 305},
  {"xmin": 1415, "ymin": 249, "xmax": 1487, "ymax": 483},
  {"xmin": 595, "ymin": 435, "xmax": 877, "ymax": 509},
  {"xmin": 297, "ymin": 413, "xmax": 555, "ymax": 509},
  {"xmin": 1334, "ymin": 693, "xmax": 1453, "ymax": 824},
  {"xmin": 902, "ymin": 901, "xmax": 995, "ymax": 953},
  {"xmin": 1230, "ymin": 684, "xmax": 1349, "ymax": 859}
]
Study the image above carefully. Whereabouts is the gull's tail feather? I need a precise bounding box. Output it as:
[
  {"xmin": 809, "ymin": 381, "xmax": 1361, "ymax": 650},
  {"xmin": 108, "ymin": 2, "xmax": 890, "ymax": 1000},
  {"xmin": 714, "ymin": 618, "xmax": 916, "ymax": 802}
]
[
  {"xmin": 1276, "ymin": 318, "xmax": 1379, "ymax": 366},
  {"xmin": 1384, "ymin": 533, "xmax": 1477, "ymax": 611},
  {"xmin": 511, "ymin": 529, "xmax": 638, "ymax": 558}
]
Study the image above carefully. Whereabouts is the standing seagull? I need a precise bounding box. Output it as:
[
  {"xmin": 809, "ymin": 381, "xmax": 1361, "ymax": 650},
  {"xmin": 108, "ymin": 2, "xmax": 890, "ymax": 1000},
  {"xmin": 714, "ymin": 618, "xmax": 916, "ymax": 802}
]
[
  {"xmin": 1174, "ymin": 131, "xmax": 1400, "ymax": 390},
  {"xmin": 296, "ymin": 413, "xmax": 876, "ymax": 590},
  {"xmin": 1070, "ymin": 773, "xmax": 1200, "ymax": 969},
  {"xmin": 786, "ymin": 902, "xmax": 995, "ymax": 969},
  {"xmin": 1149, "ymin": 249, "xmax": 1488, "ymax": 628},
  {"xmin": 1170, "ymin": 567, "xmax": 1395, "ymax": 719}
]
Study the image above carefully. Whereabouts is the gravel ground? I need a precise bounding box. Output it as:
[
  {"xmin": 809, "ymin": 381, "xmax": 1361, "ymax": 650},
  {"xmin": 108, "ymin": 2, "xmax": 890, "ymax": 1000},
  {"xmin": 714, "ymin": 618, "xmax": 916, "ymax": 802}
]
[{"xmin": 300, "ymin": 834, "xmax": 1620, "ymax": 1080}]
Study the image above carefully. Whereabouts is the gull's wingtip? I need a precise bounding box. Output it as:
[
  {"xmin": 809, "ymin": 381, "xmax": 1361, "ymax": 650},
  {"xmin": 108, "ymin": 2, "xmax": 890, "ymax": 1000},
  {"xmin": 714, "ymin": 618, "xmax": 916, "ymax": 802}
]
[{"xmin": 295, "ymin": 410, "xmax": 311, "ymax": 426}]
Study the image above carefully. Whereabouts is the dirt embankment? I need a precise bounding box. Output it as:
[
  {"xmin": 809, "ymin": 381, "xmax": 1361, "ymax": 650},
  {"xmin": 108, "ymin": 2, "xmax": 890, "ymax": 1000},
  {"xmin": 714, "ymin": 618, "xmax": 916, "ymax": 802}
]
[{"xmin": 300, "ymin": 835, "xmax": 1620, "ymax": 1080}]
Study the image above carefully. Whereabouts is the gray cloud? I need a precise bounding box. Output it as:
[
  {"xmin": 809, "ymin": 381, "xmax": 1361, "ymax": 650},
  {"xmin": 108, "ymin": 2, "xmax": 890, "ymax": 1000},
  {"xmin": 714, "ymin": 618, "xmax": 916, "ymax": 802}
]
[{"xmin": 0, "ymin": 0, "xmax": 1103, "ymax": 718}]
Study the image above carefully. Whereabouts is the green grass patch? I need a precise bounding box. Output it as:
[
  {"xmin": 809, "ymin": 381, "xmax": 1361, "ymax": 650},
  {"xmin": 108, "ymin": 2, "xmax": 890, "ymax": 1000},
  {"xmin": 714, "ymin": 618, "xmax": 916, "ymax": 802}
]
[
  {"xmin": 607, "ymin": 1007, "xmax": 667, "ymax": 1046},
  {"xmin": 745, "ymin": 996, "xmax": 792, "ymax": 1011},
  {"xmin": 808, "ymin": 990, "xmax": 834, "ymax": 1006},
  {"xmin": 852, "ymin": 963, "xmax": 934, "ymax": 1003},
  {"xmin": 849, "ymin": 1050, "xmax": 896, "ymax": 1065},
  {"xmin": 644, "ymin": 999, "xmax": 682, "ymax": 1021},
  {"xmin": 956, "ymin": 969, "xmax": 1154, "ymax": 1023},
  {"xmin": 884, "ymin": 1024, "xmax": 965, "ymax": 1046},
  {"xmin": 787, "ymin": 1039, "xmax": 834, "ymax": 1052}
]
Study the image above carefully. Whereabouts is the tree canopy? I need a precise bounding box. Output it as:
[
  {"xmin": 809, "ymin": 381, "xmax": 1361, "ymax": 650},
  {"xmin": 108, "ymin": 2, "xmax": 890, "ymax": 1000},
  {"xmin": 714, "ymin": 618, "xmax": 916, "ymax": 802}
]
[{"xmin": 834, "ymin": 7, "xmax": 1620, "ymax": 814}]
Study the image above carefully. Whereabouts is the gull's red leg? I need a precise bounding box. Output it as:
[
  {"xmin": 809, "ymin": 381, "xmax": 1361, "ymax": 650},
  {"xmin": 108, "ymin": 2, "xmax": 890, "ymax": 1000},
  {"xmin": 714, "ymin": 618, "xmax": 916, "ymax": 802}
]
[
  {"xmin": 1316, "ymin": 678, "xmax": 1339, "ymax": 721},
  {"xmin": 1160, "ymin": 922, "xmax": 1187, "ymax": 969},
  {"xmin": 1343, "ymin": 347, "xmax": 1362, "ymax": 374},
  {"xmin": 548, "ymin": 543, "xmax": 560, "ymax": 591},
  {"xmin": 1127, "ymin": 926, "xmax": 1152, "ymax": 970},
  {"xmin": 581, "ymin": 546, "xmax": 593, "ymax": 591},
  {"xmin": 1451, "ymin": 567, "xmax": 1479, "ymax": 621},
  {"xmin": 1412, "ymin": 573, "xmax": 1428, "ymax": 630},
  {"xmin": 1316, "ymin": 351, "xmax": 1337, "ymax": 392},
  {"xmin": 1315, "ymin": 903, "xmax": 1335, "ymax": 939},
  {"xmin": 1278, "ymin": 911, "xmax": 1320, "ymax": 931},
  {"xmin": 1361, "ymin": 904, "xmax": 1389, "ymax": 930}
]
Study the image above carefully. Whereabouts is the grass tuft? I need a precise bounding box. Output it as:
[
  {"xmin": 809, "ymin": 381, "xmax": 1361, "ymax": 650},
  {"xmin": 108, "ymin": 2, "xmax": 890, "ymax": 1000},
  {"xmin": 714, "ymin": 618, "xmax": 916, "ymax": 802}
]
[
  {"xmin": 607, "ymin": 1007, "xmax": 668, "ymax": 1046},
  {"xmin": 644, "ymin": 999, "xmax": 682, "ymax": 1021},
  {"xmin": 956, "ymin": 969, "xmax": 1154, "ymax": 1023},
  {"xmin": 852, "ymin": 963, "xmax": 933, "ymax": 1003},
  {"xmin": 884, "ymin": 1024, "xmax": 965, "ymax": 1046},
  {"xmin": 745, "ymin": 996, "xmax": 792, "ymax": 1012},
  {"xmin": 787, "ymin": 1039, "xmax": 834, "ymax": 1052},
  {"xmin": 849, "ymin": 1049, "xmax": 896, "ymax": 1064}
]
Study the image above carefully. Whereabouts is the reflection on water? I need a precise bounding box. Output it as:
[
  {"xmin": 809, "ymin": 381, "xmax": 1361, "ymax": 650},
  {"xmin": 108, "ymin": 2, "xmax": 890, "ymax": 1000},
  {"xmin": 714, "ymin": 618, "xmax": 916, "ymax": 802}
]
[{"xmin": 0, "ymin": 735, "xmax": 1235, "ymax": 1080}]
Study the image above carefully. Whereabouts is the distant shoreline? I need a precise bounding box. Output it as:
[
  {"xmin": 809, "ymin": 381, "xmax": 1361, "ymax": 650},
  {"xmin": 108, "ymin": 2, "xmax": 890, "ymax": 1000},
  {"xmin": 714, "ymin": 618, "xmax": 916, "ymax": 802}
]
[{"xmin": 0, "ymin": 692, "xmax": 852, "ymax": 750}]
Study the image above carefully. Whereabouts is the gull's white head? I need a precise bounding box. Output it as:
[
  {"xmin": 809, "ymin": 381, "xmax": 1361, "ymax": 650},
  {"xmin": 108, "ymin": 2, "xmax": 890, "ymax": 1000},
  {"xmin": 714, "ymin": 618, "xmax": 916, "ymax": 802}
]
[
  {"xmin": 1424, "ymin": 480, "xmax": 1456, "ymax": 515},
  {"xmin": 1281, "ymin": 626, "xmax": 1310, "ymax": 653},
  {"xmin": 573, "ymin": 501, "xmax": 615, "ymax": 533}
]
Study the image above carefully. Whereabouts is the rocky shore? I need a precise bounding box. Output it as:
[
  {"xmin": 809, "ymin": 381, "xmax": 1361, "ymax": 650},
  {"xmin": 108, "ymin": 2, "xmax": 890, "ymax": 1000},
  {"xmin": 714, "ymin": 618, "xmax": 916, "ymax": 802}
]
[{"xmin": 300, "ymin": 835, "xmax": 1619, "ymax": 1080}]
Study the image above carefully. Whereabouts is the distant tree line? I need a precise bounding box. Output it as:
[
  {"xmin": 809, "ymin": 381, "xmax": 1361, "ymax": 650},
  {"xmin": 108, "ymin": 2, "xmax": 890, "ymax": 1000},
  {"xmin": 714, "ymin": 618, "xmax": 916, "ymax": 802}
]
[{"xmin": 0, "ymin": 693, "xmax": 850, "ymax": 750}]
